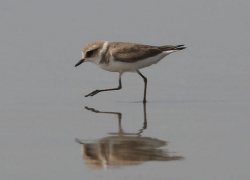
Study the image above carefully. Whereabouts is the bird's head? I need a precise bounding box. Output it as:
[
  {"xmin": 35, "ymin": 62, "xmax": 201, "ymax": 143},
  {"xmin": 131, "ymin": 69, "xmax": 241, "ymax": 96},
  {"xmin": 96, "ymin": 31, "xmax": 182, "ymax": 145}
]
[{"xmin": 75, "ymin": 41, "xmax": 108, "ymax": 67}]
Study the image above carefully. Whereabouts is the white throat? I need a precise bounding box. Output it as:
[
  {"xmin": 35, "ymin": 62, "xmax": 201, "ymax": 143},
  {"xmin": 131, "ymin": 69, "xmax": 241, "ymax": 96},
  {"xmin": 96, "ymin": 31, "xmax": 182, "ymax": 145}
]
[
  {"xmin": 100, "ymin": 41, "xmax": 109, "ymax": 55},
  {"xmin": 90, "ymin": 41, "xmax": 109, "ymax": 65}
]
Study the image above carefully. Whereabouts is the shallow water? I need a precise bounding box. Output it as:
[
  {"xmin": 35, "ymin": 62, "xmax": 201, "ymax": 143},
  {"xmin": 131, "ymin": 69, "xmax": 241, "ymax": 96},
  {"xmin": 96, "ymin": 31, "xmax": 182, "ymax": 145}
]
[
  {"xmin": 76, "ymin": 105, "xmax": 183, "ymax": 169},
  {"xmin": 1, "ymin": 1, "xmax": 250, "ymax": 180}
]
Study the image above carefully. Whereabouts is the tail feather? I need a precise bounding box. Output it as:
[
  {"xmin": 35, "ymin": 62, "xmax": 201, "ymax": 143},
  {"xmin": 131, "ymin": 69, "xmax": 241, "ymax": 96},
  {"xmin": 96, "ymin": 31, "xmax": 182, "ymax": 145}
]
[{"xmin": 158, "ymin": 44, "xmax": 186, "ymax": 51}]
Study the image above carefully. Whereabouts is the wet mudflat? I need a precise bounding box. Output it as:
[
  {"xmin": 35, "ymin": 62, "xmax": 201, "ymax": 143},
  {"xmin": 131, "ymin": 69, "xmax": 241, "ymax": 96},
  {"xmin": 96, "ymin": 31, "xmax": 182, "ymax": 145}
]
[{"xmin": 1, "ymin": 1, "xmax": 250, "ymax": 180}]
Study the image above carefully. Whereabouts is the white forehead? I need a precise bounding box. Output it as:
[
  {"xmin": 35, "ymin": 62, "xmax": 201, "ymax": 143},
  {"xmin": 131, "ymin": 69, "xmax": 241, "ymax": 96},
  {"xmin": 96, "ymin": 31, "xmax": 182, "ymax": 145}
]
[{"xmin": 82, "ymin": 51, "xmax": 84, "ymax": 58}]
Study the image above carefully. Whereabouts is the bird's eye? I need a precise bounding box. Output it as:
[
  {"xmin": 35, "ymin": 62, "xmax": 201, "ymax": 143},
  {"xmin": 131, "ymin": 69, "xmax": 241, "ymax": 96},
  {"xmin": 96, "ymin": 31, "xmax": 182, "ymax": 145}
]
[{"xmin": 86, "ymin": 50, "xmax": 95, "ymax": 58}]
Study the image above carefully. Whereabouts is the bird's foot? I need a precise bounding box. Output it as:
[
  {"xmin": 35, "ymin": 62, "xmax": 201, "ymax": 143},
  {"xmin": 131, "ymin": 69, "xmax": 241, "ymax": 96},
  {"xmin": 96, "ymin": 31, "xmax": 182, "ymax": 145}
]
[
  {"xmin": 85, "ymin": 106, "xmax": 100, "ymax": 113},
  {"xmin": 85, "ymin": 90, "xmax": 100, "ymax": 97}
]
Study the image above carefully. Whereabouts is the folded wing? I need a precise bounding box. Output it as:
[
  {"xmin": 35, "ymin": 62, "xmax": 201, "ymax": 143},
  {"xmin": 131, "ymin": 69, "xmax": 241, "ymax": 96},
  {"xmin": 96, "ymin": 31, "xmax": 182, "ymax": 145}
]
[
  {"xmin": 110, "ymin": 42, "xmax": 186, "ymax": 63},
  {"xmin": 110, "ymin": 42, "xmax": 162, "ymax": 62}
]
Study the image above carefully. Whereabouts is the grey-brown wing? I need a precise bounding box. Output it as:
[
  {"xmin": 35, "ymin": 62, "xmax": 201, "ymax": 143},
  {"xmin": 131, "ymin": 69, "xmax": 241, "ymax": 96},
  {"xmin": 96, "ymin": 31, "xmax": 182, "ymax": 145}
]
[
  {"xmin": 158, "ymin": 44, "xmax": 186, "ymax": 51},
  {"xmin": 110, "ymin": 42, "xmax": 162, "ymax": 63}
]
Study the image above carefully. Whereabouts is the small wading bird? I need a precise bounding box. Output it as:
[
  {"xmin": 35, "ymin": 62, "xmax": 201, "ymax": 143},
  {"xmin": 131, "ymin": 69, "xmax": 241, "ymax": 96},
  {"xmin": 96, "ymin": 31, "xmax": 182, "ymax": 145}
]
[{"xmin": 75, "ymin": 41, "xmax": 186, "ymax": 103}]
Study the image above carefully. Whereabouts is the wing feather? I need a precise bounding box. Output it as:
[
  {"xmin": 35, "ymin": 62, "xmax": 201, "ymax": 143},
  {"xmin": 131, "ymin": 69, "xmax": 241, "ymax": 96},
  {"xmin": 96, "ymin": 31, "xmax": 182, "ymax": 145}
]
[{"xmin": 110, "ymin": 42, "xmax": 162, "ymax": 62}]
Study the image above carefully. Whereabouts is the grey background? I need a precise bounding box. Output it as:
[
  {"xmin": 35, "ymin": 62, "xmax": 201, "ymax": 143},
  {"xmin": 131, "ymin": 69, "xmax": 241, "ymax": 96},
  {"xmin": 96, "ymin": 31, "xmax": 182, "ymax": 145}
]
[{"xmin": 1, "ymin": 0, "xmax": 250, "ymax": 180}]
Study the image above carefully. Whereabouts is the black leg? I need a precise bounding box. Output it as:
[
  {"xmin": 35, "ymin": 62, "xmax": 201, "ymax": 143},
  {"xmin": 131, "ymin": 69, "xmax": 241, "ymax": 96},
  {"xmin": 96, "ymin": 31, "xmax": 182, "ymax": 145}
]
[
  {"xmin": 85, "ymin": 74, "xmax": 122, "ymax": 97},
  {"xmin": 136, "ymin": 70, "xmax": 147, "ymax": 103}
]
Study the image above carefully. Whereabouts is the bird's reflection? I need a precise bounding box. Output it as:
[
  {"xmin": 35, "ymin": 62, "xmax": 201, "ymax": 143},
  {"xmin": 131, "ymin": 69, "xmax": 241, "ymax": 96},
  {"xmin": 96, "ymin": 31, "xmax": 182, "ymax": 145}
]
[{"xmin": 76, "ymin": 104, "xmax": 183, "ymax": 169}]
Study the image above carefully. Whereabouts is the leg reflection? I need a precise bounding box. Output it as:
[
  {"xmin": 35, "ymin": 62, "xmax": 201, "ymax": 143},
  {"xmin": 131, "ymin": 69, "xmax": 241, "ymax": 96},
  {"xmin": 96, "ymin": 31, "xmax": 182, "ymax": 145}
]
[{"xmin": 76, "ymin": 104, "xmax": 183, "ymax": 169}]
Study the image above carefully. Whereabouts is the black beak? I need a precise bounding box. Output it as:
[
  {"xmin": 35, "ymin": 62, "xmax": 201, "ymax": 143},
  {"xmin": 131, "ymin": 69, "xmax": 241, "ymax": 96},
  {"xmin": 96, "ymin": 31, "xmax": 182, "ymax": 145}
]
[{"xmin": 75, "ymin": 59, "xmax": 85, "ymax": 67}]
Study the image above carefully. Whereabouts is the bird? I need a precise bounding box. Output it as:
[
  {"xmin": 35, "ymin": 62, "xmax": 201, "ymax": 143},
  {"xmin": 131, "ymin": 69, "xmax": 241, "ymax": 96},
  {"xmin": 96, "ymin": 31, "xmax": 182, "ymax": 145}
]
[{"xmin": 75, "ymin": 41, "xmax": 186, "ymax": 103}]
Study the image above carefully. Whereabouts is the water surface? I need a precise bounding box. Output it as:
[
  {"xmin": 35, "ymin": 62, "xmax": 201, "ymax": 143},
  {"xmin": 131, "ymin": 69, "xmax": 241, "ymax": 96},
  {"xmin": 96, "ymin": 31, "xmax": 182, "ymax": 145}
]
[
  {"xmin": 1, "ymin": 1, "xmax": 250, "ymax": 180},
  {"xmin": 76, "ymin": 105, "xmax": 183, "ymax": 169}
]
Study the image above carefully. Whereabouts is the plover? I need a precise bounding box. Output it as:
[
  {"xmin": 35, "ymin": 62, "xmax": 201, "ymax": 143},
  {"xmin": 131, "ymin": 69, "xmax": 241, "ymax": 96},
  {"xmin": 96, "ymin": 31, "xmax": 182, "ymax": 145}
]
[{"xmin": 75, "ymin": 41, "xmax": 186, "ymax": 103}]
